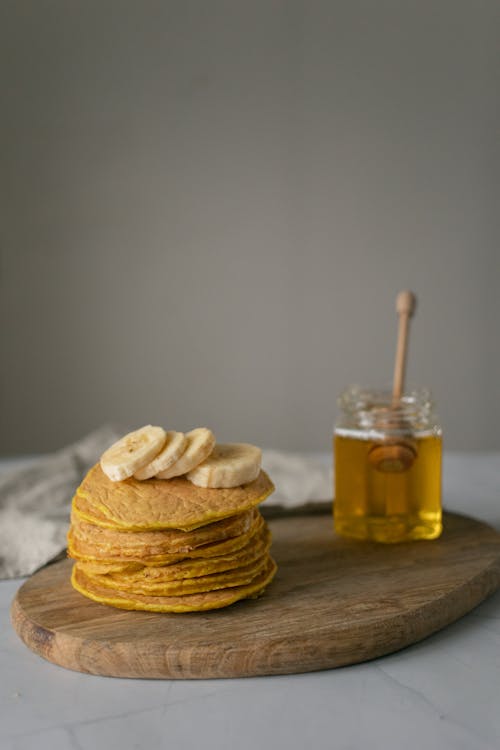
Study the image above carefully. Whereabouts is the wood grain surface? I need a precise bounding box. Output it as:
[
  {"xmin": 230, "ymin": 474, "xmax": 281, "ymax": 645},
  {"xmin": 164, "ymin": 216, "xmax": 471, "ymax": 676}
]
[{"xmin": 11, "ymin": 511, "xmax": 500, "ymax": 679}]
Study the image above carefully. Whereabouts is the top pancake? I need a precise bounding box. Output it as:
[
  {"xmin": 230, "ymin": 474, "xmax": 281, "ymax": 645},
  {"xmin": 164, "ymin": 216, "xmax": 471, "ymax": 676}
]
[{"xmin": 76, "ymin": 463, "xmax": 274, "ymax": 531}]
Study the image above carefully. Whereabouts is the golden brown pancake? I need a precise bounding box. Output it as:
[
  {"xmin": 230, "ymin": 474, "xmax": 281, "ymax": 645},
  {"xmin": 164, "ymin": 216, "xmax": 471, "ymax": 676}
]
[
  {"xmin": 76, "ymin": 463, "xmax": 274, "ymax": 531},
  {"xmin": 68, "ymin": 532, "xmax": 182, "ymax": 565},
  {"xmin": 72, "ymin": 559, "xmax": 144, "ymax": 575},
  {"xmin": 78, "ymin": 553, "xmax": 269, "ymax": 596},
  {"xmin": 69, "ymin": 458, "xmax": 277, "ymax": 611},
  {"xmin": 72, "ymin": 494, "xmax": 132, "ymax": 530},
  {"xmin": 77, "ymin": 526, "xmax": 271, "ymax": 584},
  {"xmin": 72, "ymin": 556, "xmax": 277, "ymax": 612},
  {"xmin": 70, "ymin": 505, "xmax": 256, "ymax": 553},
  {"xmin": 67, "ymin": 514, "xmax": 265, "ymax": 566}
]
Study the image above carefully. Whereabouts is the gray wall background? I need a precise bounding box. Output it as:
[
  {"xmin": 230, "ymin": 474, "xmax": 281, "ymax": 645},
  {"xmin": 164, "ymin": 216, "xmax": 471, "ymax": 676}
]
[{"xmin": 1, "ymin": 0, "xmax": 498, "ymax": 455}]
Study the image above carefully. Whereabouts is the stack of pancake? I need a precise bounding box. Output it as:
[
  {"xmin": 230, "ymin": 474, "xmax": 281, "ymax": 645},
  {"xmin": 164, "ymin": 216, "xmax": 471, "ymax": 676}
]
[{"xmin": 68, "ymin": 463, "xmax": 277, "ymax": 612}]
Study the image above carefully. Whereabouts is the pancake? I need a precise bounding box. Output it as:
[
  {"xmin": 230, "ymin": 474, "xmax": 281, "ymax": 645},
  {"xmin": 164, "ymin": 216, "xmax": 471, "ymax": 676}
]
[
  {"xmin": 76, "ymin": 463, "xmax": 274, "ymax": 531},
  {"xmin": 70, "ymin": 506, "xmax": 256, "ymax": 554},
  {"xmin": 78, "ymin": 552, "xmax": 269, "ymax": 596},
  {"xmin": 69, "ymin": 450, "xmax": 277, "ymax": 612},
  {"xmin": 72, "ymin": 556, "xmax": 278, "ymax": 612},
  {"xmin": 67, "ymin": 514, "xmax": 265, "ymax": 566},
  {"xmin": 72, "ymin": 494, "xmax": 134, "ymax": 530},
  {"xmin": 68, "ymin": 532, "xmax": 182, "ymax": 565},
  {"xmin": 77, "ymin": 526, "xmax": 271, "ymax": 584},
  {"xmin": 72, "ymin": 559, "xmax": 144, "ymax": 575}
]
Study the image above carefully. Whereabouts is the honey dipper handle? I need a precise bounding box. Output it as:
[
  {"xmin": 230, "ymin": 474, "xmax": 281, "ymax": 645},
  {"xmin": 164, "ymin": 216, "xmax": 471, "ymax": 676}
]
[{"xmin": 392, "ymin": 291, "xmax": 417, "ymax": 402}]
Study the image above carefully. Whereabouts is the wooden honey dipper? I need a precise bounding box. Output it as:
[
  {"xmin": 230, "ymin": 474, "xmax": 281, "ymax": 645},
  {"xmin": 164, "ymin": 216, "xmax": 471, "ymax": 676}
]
[{"xmin": 368, "ymin": 291, "xmax": 418, "ymax": 473}]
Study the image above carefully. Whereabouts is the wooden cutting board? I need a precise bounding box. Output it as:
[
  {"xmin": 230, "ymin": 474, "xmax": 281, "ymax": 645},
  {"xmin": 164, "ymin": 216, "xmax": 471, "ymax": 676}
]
[{"xmin": 11, "ymin": 510, "xmax": 500, "ymax": 679}]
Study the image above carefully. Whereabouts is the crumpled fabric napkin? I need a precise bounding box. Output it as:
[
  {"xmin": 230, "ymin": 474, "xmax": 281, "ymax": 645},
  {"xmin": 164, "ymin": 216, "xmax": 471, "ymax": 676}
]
[
  {"xmin": 0, "ymin": 428, "xmax": 333, "ymax": 580},
  {"xmin": 261, "ymin": 450, "xmax": 332, "ymax": 509},
  {"xmin": 0, "ymin": 426, "xmax": 122, "ymax": 579}
]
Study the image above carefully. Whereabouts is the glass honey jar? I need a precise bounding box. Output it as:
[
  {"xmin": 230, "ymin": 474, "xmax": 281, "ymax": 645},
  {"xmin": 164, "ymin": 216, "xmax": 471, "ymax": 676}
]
[{"xmin": 334, "ymin": 385, "xmax": 442, "ymax": 543}]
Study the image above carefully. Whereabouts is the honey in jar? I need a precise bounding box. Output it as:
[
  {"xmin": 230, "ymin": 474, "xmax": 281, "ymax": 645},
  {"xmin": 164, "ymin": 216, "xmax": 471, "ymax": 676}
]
[{"xmin": 334, "ymin": 386, "xmax": 442, "ymax": 543}]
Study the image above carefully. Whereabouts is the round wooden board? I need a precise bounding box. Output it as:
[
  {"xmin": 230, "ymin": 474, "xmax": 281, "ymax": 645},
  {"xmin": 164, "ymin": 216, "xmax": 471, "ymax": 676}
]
[{"xmin": 11, "ymin": 511, "xmax": 500, "ymax": 679}]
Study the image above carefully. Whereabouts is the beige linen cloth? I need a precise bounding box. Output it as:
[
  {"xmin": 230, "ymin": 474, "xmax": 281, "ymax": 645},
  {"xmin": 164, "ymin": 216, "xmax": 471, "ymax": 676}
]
[{"xmin": 0, "ymin": 427, "xmax": 332, "ymax": 579}]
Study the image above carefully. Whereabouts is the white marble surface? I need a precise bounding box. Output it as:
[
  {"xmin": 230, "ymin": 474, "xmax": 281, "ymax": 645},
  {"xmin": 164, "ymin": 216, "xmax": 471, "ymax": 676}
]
[{"xmin": 1, "ymin": 453, "xmax": 500, "ymax": 750}]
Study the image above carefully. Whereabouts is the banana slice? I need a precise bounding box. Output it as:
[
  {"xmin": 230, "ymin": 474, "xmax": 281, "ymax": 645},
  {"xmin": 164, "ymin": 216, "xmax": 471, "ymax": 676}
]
[
  {"xmin": 100, "ymin": 426, "xmax": 166, "ymax": 482},
  {"xmin": 134, "ymin": 431, "xmax": 187, "ymax": 480},
  {"xmin": 156, "ymin": 428, "xmax": 216, "ymax": 479},
  {"xmin": 187, "ymin": 443, "xmax": 261, "ymax": 488}
]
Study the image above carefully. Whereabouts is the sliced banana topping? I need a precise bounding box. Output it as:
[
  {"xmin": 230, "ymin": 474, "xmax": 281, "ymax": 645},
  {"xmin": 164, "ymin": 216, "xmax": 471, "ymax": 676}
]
[
  {"xmin": 156, "ymin": 427, "xmax": 216, "ymax": 480},
  {"xmin": 100, "ymin": 426, "xmax": 166, "ymax": 482},
  {"xmin": 134, "ymin": 430, "xmax": 188, "ymax": 480},
  {"xmin": 187, "ymin": 443, "xmax": 262, "ymax": 488},
  {"xmin": 100, "ymin": 427, "xmax": 262, "ymax": 489}
]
